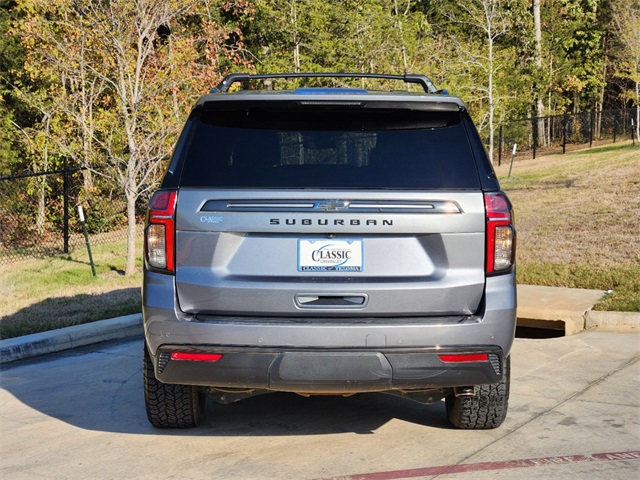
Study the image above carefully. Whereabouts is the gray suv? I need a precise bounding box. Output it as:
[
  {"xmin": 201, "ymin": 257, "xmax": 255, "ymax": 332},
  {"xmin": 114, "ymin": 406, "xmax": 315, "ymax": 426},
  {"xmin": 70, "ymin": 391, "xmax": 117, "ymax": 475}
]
[{"xmin": 143, "ymin": 73, "xmax": 516, "ymax": 429}]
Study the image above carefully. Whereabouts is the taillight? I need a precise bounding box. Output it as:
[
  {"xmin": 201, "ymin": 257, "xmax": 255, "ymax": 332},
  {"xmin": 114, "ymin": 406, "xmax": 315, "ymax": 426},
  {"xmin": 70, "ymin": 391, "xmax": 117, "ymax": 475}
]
[
  {"xmin": 145, "ymin": 190, "xmax": 177, "ymax": 273},
  {"xmin": 484, "ymin": 192, "xmax": 516, "ymax": 275}
]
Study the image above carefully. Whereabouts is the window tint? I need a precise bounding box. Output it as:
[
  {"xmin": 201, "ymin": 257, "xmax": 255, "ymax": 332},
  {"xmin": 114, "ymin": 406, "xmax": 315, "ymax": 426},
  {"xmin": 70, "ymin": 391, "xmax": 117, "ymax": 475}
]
[{"xmin": 179, "ymin": 108, "xmax": 480, "ymax": 189}]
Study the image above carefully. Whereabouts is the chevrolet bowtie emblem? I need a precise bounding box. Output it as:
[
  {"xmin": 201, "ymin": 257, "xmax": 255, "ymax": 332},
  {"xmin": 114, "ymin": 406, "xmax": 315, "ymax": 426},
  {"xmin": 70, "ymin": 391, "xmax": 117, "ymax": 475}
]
[{"xmin": 315, "ymin": 200, "xmax": 350, "ymax": 212}]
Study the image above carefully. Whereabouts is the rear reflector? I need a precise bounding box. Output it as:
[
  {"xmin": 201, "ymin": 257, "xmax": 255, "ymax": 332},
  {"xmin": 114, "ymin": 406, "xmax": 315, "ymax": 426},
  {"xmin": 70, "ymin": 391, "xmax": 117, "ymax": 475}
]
[
  {"xmin": 438, "ymin": 353, "xmax": 489, "ymax": 363},
  {"xmin": 170, "ymin": 352, "xmax": 223, "ymax": 362}
]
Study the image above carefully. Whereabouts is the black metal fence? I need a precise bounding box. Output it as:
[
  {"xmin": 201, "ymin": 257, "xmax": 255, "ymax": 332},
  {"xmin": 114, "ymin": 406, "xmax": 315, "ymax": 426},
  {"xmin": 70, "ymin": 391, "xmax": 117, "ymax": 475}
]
[
  {"xmin": 0, "ymin": 168, "xmax": 138, "ymax": 265},
  {"xmin": 496, "ymin": 108, "xmax": 638, "ymax": 165}
]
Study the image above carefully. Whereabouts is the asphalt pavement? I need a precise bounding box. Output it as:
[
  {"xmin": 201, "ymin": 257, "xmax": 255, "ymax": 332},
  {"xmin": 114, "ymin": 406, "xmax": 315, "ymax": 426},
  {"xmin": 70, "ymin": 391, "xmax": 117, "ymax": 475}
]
[
  {"xmin": 1, "ymin": 284, "xmax": 639, "ymax": 479},
  {"xmin": 1, "ymin": 331, "xmax": 638, "ymax": 479}
]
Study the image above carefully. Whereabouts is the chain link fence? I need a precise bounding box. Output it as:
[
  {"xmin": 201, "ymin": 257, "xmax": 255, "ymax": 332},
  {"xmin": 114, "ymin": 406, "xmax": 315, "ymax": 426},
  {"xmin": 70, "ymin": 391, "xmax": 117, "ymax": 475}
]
[
  {"xmin": 0, "ymin": 168, "xmax": 145, "ymax": 265},
  {"xmin": 496, "ymin": 108, "xmax": 638, "ymax": 165}
]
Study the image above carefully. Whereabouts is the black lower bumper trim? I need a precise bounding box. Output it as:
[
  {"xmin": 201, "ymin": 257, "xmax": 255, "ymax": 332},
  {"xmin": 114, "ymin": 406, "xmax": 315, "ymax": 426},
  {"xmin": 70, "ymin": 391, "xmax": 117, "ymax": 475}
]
[{"xmin": 153, "ymin": 345, "xmax": 504, "ymax": 393}]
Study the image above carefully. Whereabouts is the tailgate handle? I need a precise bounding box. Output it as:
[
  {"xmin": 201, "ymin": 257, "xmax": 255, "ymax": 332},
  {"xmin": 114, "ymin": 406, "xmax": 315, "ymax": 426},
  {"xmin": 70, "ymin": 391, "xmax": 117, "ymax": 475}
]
[{"xmin": 295, "ymin": 294, "xmax": 368, "ymax": 309}]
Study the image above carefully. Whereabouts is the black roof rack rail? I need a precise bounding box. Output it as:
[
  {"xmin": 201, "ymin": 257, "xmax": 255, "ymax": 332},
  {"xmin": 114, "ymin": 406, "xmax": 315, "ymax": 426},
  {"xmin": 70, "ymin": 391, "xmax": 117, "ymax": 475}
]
[{"xmin": 214, "ymin": 72, "xmax": 439, "ymax": 94}]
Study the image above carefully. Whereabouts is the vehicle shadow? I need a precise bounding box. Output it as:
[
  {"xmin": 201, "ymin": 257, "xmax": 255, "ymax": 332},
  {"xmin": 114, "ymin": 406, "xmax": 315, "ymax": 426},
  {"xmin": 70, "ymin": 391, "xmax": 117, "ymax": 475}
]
[
  {"xmin": 1, "ymin": 338, "xmax": 453, "ymax": 437},
  {"xmin": 0, "ymin": 288, "xmax": 140, "ymax": 338}
]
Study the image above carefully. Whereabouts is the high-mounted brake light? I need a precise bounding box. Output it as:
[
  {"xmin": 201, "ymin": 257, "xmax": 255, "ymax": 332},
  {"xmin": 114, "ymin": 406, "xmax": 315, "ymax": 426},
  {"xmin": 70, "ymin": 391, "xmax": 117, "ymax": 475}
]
[
  {"xmin": 484, "ymin": 192, "xmax": 516, "ymax": 274},
  {"xmin": 145, "ymin": 190, "xmax": 177, "ymax": 273}
]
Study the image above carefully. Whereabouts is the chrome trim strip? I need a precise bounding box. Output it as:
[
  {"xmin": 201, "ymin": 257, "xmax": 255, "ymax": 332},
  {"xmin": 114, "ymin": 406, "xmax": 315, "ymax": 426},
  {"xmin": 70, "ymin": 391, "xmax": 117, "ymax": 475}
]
[
  {"xmin": 201, "ymin": 199, "xmax": 463, "ymax": 214},
  {"xmin": 351, "ymin": 203, "xmax": 435, "ymax": 209},
  {"xmin": 227, "ymin": 203, "xmax": 315, "ymax": 208}
]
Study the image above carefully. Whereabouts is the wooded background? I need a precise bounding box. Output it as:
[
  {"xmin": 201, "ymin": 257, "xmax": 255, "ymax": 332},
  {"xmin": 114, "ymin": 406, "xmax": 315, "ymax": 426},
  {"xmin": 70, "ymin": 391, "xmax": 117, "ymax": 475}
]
[{"xmin": 1, "ymin": 0, "xmax": 639, "ymax": 273}]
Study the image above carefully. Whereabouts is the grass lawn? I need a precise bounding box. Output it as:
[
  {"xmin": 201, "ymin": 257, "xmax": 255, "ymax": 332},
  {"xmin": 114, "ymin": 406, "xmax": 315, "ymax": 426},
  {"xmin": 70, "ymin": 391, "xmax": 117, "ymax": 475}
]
[
  {"xmin": 1, "ymin": 141, "xmax": 638, "ymax": 339},
  {"xmin": 0, "ymin": 239, "xmax": 142, "ymax": 339}
]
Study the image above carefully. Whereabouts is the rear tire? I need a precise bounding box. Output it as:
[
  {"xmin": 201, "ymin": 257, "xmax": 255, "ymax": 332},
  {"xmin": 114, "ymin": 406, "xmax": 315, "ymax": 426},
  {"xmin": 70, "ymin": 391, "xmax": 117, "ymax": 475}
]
[
  {"xmin": 446, "ymin": 356, "xmax": 510, "ymax": 429},
  {"xmin": 143, "ymin": 344, "xmax": 205, "ymax": 428}
]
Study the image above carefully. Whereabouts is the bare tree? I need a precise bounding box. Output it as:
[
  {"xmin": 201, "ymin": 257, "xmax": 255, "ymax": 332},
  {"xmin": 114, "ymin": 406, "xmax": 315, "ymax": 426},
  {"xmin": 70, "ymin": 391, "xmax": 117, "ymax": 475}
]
[
  {"xmin": 81, "ymin": 1, "xmax": 192, "ymax": 274},
  {"xmin": 442, "ymin": 0, "xmax": 512, "ymax": 163},
  {"xmin": 19, "ymin": 0, "xmax": 198, "ymax": 274},
  {"xmin": 393, "ymin": 0, "xmax": 411, "ymax": 74}
]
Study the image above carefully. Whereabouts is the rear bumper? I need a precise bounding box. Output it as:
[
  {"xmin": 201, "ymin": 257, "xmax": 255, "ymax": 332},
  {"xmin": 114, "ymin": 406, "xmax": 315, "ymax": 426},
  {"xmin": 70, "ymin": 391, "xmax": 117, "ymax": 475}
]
[
  {"xmin": 143, "ymin": 270, "xmax": 516, "ymax": 390},
  {"xmin": 151, "ymin": 345, "xmax": 504, "ymax": 393}
]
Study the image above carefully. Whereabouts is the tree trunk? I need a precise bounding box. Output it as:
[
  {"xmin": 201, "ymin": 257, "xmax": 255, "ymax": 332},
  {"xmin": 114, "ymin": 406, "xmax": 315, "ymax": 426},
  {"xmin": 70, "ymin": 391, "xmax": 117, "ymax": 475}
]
[
  {"xmin": 291, "ymin": 0, "xmax": 300, "ymax": 73},
  {"xmin": 596, "ymin": 32, "xmax": 609, "ymax": 140},
  {"xmin": 393, "ymin": 0, "xmax": 410, "ymax": 75},
  {"xmin": 636, "ymin": 81, "xmax": 640, "ymax": 142},
  {"xmin": 488, "ymin": 31, "xmax": 495, "ymax": 163},
  {"xmin": 36, "ymin": 115, "xmax": 51, "ymax": 234},
  {"xmin": 36, "ymin": 170, "xmax": 46, "ymax": 234},
  {"xmin": 533, "ymin": 0, "xmax": 545, "ymax": 146},
  {"xmin": 125, "ymin": 189, "xmax": 137, "ymax": 276}
]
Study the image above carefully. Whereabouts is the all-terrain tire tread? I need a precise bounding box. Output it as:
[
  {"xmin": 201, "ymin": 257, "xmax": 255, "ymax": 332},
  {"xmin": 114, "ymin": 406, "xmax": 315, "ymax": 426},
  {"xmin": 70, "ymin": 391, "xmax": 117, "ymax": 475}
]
[
  {"xmin": 446, "ymin": 356, "xmax": 510, "ymax": 430},
  {"xmin": 143, "ymin": 345, "xmax": 203, "ymax": 428}
]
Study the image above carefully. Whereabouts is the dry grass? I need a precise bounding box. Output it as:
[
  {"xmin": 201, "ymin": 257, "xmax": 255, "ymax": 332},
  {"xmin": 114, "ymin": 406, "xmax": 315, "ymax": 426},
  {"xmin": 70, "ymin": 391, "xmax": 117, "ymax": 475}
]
[
  {"xmin": 0, "ymin": 240, "xmax": 142, "ymax": 339},
  {"xmin": 497, "ymin": 142, "xmax": 640, "ymax": 310}
]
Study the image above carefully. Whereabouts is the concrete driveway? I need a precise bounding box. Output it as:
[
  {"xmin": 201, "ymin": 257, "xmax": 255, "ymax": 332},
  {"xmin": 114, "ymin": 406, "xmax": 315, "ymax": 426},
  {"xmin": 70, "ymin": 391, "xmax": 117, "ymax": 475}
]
[{"xmin": 1, "ymin": 331, "xmax": 639, "ymax": 479}]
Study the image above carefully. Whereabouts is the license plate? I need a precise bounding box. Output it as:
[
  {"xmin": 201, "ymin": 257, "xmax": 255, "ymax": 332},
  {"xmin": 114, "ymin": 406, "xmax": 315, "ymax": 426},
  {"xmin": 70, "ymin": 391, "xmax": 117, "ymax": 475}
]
[{"xmin": 298, "ymin": 239, "xmax": 363, "ymax": 272}]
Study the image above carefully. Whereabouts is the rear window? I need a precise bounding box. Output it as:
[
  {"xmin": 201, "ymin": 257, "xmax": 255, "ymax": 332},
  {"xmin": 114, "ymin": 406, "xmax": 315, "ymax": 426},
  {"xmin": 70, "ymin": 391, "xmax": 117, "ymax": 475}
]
[{"xmin": 179, "ymin": 107, "xmax": 481, "ymax": 189}]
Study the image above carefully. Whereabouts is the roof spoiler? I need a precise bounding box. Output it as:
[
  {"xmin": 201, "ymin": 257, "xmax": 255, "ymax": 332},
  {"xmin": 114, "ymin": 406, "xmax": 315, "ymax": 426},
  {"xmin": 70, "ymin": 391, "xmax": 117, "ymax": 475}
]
[{"xmin": 213, "ymin": 72, "xmax": 441, "ymax": 94}]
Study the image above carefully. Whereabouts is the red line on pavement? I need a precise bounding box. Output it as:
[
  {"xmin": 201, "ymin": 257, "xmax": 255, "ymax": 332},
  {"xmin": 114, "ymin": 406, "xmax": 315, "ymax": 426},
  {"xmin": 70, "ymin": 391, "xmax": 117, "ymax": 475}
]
[{"xmin": 320, "ymin": 450, "xmax": 640, "ymax": 480}]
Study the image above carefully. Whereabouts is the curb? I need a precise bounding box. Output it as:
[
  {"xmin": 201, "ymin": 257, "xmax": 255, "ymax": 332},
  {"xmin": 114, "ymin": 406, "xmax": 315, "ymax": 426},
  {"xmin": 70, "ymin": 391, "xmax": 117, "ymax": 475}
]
[
  {"xmin": 516, "ymin": 284, "xmax": 608, "ymax": 336},
  {"xmin": 585, "ymin": 311, "xmax": 640, "ymax": 331},
  {"xmin": 0, "ymin": 314, "xmax": 143, "ymax": 364}
]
